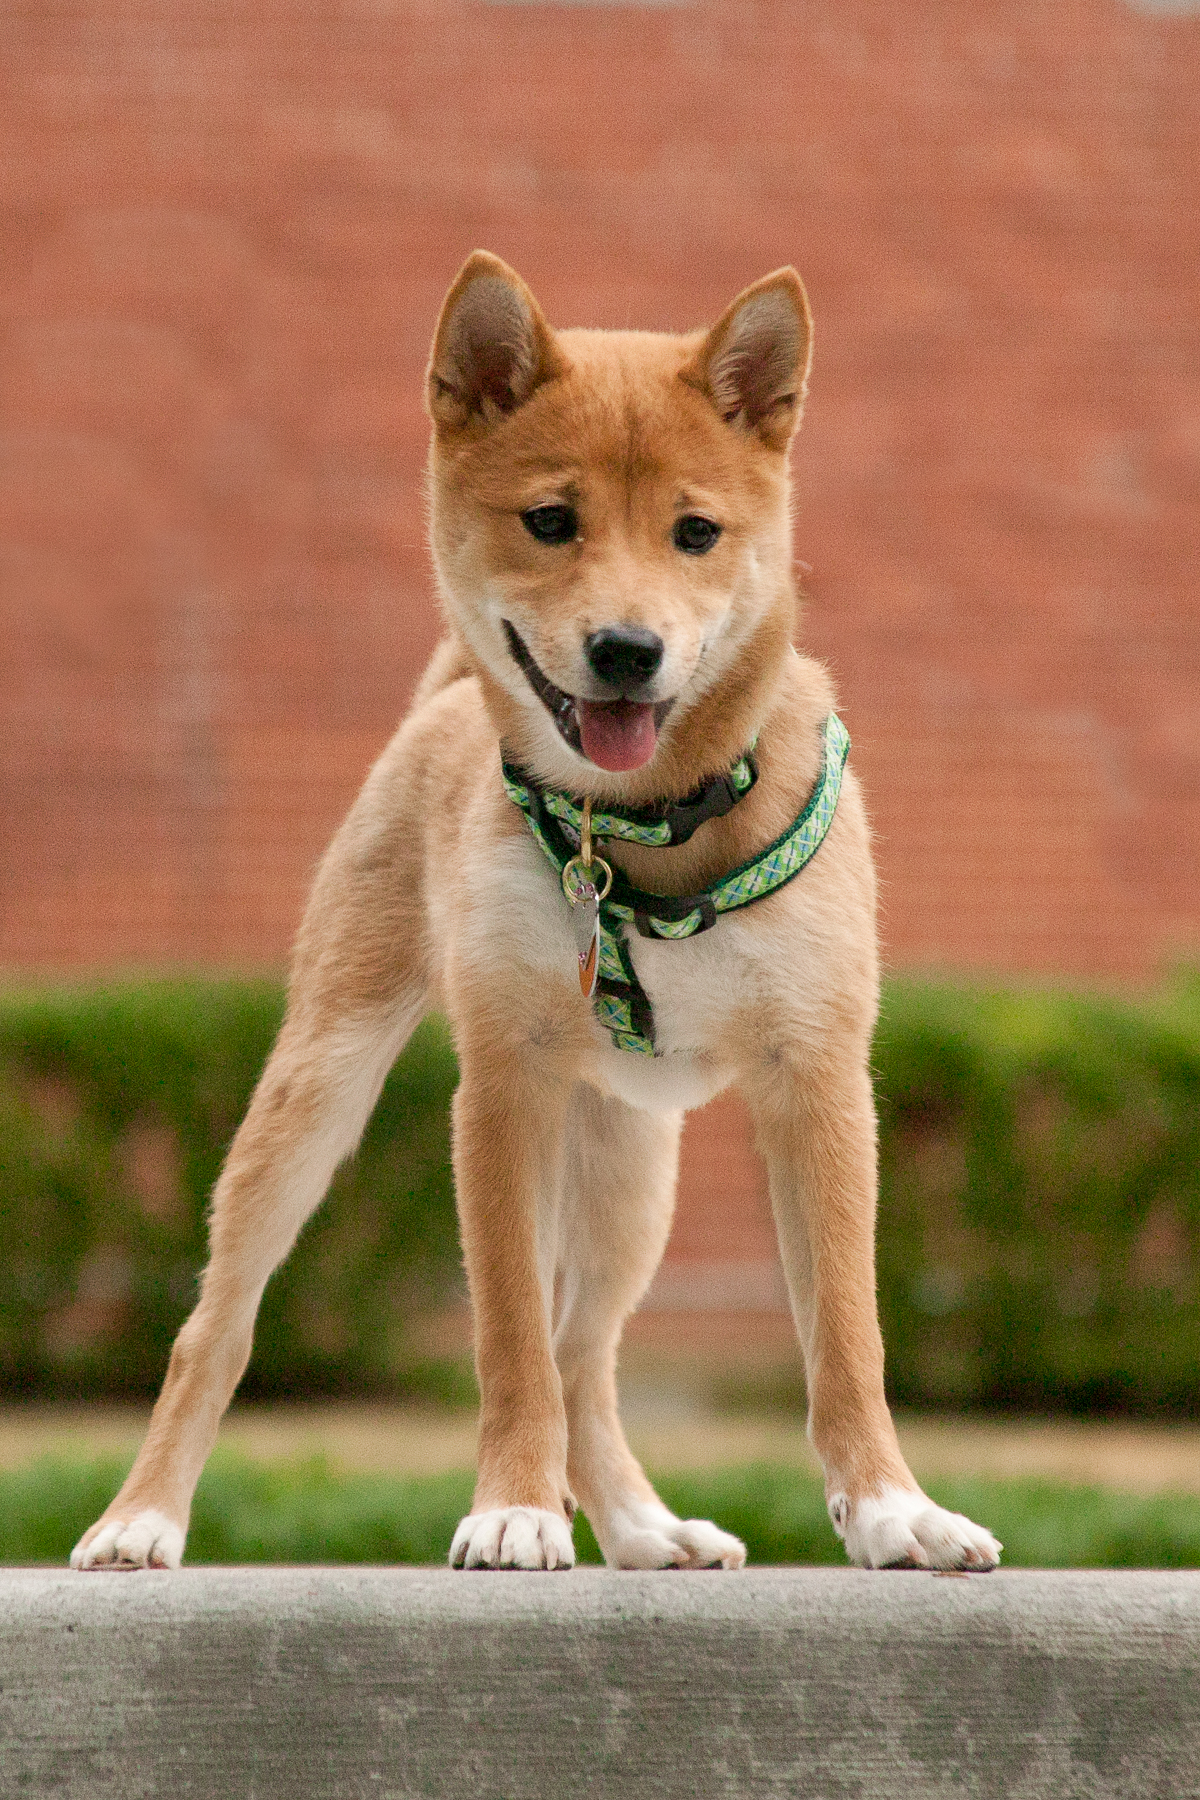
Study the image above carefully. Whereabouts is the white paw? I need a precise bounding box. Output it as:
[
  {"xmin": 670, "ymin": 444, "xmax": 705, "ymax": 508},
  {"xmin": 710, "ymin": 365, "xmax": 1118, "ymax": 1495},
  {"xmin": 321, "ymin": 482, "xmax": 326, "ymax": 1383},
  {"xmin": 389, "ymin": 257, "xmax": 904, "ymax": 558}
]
[
  {"xmin": 70, "ymin": 1510, "xmax": 185, "ymax": 1571},
  {"xmin": 449, "ymin": 1506, "xmax": 575, "ymax": 1570},
  {"xmin": 829, "ymin": 1484, "xmax": 1001, "ymax": 1571},
  {"xmin": 603, "ymin": 1500, "xmax": 747, "ymax": 1571}
]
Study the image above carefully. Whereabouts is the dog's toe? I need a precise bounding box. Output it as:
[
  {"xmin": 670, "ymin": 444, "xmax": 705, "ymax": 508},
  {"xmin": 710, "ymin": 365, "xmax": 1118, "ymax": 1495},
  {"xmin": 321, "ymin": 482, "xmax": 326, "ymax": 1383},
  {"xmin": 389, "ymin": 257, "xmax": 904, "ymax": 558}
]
[
  {"xmin": 450, "ymin": 1506, "xmax": 575, "ymax": 1571},
  {"xmin": 71, "ymin": 1510, "xmax": 184, "ymax": 1571}
]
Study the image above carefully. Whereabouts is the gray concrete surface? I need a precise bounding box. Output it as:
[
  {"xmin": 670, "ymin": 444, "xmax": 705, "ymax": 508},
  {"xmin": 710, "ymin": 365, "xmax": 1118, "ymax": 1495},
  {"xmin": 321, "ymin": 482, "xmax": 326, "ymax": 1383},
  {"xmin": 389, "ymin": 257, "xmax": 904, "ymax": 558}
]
[{"xmin": 2, "ymin": 1567, "xmax": 1198, "ymax": 1798}]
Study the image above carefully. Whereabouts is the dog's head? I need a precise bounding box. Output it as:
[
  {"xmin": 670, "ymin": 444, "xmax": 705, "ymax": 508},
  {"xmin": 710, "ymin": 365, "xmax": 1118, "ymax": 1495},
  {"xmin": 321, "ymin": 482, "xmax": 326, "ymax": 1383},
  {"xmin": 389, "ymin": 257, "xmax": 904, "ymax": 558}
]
[{"xmin": 425, "ymin": 252, "xmax": 811, "ymax": 792}]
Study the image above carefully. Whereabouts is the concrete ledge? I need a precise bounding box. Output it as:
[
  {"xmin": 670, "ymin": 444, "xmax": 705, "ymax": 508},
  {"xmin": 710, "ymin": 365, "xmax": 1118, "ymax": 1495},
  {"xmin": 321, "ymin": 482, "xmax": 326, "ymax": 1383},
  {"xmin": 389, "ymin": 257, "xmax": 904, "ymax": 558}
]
[{"xmin": 3, "ymin": 1568, "xmax": 1199, "ymax": 1797}]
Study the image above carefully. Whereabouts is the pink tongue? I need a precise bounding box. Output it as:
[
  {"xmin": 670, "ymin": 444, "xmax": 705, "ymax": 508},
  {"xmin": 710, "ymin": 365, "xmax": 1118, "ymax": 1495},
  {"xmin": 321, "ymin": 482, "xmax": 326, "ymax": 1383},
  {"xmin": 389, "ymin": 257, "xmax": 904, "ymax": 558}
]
[{"xmin": 576, "ymin": 699, "xmax": 659, "ymax": 771}]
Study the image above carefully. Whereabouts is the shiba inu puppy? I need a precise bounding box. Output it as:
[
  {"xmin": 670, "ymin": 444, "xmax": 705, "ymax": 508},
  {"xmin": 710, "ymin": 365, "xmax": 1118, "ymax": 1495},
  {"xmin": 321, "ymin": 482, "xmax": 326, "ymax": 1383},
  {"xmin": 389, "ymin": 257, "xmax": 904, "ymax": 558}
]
[{"xmin": 72, "ymin": 253, "xmax": 1000, "ymax": 1575}]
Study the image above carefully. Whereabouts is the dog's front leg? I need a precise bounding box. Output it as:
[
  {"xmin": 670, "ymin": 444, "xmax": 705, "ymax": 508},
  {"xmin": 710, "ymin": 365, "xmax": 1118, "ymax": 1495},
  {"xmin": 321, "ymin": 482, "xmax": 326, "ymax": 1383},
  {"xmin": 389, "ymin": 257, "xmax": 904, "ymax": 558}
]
[
  {"xmin": 448, "ymin": 1036, "xmax": 576, "ymax": 1571},
  {"xmin": 745, "ymin": 1041, "xmax": 1001, "ymax": 1571}
]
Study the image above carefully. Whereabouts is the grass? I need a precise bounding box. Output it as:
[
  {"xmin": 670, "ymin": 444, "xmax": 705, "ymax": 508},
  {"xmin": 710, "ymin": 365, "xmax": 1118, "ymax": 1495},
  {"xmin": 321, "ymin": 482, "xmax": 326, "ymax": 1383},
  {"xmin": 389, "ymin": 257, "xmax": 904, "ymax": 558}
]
[{"xmin": 5, "ymin": 1453, "xmax": 1200, "ymax": 1569}]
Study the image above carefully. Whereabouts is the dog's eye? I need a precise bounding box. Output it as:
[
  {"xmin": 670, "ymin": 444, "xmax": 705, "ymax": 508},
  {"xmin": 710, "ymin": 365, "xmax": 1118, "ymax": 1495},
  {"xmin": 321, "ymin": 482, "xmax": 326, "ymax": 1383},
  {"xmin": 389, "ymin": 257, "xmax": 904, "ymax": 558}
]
[
  {"xmin": 522, "ymin": 504, "xmax": 578, "ymax": 545},
  {"xmin": 673, "ymin": 515, "xmax": 722, "ymax": 555}
]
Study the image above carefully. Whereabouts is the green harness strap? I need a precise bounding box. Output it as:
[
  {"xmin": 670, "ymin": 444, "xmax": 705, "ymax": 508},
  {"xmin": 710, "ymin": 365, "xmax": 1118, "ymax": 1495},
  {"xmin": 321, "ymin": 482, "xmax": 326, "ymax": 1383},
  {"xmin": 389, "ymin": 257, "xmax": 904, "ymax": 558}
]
[{"xmin": 503, "ymin": 712, "xmax": 850, "ymax": 1056}]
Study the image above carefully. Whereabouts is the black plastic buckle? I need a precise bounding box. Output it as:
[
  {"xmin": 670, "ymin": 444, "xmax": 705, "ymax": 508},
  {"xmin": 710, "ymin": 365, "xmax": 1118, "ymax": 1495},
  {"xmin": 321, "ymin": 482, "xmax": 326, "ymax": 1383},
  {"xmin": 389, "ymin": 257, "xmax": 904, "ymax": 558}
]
[{"xmin": 665, "ymin": 774, "xmax": 739, "ymax": 845}]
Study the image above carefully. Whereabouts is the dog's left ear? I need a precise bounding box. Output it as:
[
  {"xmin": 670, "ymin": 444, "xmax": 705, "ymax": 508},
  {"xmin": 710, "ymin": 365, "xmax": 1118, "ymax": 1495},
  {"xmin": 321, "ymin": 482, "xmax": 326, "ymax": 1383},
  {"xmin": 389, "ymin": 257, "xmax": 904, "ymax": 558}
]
[{"xmin": 682, "ymin": 269, "xmax": 813, "ymax": 451}]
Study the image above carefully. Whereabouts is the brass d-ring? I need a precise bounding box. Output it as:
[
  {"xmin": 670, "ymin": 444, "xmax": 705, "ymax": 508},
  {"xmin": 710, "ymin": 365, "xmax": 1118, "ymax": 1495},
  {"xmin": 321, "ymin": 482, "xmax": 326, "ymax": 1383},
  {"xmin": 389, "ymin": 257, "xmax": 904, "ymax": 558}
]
[
  {"xmin": 562, "ymin": 855, "xmax": 613, "ymax": 904},
  {"xmin": 562, "ymin": 793, "xmax": 613, "ymax": 903}
]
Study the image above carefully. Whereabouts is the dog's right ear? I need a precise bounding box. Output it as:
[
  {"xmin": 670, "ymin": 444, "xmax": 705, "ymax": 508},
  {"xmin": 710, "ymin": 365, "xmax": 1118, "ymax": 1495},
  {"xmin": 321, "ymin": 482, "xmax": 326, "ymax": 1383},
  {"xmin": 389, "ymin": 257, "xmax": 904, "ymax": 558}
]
[{"xmin": 427, "ymin": 252, "xmax": 567, "ymax": 432}]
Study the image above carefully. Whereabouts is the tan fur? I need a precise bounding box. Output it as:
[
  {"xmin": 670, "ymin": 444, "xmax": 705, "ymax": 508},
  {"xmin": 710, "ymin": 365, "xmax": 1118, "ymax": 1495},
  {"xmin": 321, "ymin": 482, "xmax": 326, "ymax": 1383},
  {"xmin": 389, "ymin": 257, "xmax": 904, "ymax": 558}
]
[{"xmin": 72, "ymin": 254, "xmax": 999, "ymax": 1575}]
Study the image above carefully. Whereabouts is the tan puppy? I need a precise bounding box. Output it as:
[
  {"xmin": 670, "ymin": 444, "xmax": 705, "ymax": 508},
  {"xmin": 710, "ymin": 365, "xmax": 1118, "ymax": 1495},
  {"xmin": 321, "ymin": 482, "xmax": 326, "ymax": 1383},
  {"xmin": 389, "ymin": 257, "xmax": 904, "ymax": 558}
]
[{"xmin": 72, "ymin": 254, "xmax": 1000, "ymax": 1575}]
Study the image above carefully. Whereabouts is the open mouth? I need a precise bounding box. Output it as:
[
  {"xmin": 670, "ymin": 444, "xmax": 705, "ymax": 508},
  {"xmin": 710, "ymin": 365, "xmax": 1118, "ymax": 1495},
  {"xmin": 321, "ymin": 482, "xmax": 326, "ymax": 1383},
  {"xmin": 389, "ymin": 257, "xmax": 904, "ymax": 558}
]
[{"xmin": 502, "ymin": 621, "xmax": 672, "ymax": 772}]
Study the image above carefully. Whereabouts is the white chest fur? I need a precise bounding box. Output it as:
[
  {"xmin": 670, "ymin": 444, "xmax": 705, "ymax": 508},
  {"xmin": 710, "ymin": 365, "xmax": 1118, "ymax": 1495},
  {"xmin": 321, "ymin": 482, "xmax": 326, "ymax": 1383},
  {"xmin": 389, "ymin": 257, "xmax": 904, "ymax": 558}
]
[
  {"xmin": 472, "ymin": 832, "xmax": 836, "ymax": 1118},
  {"xmin": 581, "ymin": 923, "xmax": 746, "ymax": 1114}
]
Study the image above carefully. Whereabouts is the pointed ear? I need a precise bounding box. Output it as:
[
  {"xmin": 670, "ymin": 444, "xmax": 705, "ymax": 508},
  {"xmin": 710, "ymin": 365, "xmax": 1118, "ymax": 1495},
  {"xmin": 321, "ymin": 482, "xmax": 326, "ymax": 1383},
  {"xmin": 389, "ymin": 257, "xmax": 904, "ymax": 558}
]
[
  {"xmin": 682, "ymin": 268, "xmax": 813, "ymax": 451},
  {"xmin": 426, "ymin": 251, "xmax": 567, "ymax": 431}
]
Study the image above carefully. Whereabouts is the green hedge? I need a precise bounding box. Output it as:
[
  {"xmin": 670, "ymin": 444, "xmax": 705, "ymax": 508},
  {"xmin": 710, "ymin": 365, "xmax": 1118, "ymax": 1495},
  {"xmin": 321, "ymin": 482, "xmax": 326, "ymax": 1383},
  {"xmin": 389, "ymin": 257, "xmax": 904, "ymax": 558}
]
[
  {"xmin": 1, "ymin": 975, "xmax": 1199, "ymax": 1410},
  {"xmin": 875, "ymin": 975, "xmax": 1200, "ymax": 1413},
  {"xmin": 0, "ymin": 983, "xmax": 463, "ymax": 1399}
]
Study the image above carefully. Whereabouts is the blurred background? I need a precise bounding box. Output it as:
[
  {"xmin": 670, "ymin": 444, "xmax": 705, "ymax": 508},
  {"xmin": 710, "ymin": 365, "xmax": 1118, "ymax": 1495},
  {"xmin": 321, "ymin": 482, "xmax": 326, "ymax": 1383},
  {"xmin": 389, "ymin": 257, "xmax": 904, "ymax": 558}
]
[{"xmin": 2, "ymin": 0, "xmax": 1199, "ymax": 1564}]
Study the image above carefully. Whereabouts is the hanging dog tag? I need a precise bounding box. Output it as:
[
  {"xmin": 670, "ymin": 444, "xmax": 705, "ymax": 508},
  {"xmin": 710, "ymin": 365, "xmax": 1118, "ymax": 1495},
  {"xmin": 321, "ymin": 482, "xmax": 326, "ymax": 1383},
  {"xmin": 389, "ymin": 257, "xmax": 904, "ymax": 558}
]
[
  {"xmin": 561, "ymin": 797, "xmax": 611, "ymax": 1003},
  {"xmin": 571, "ymin": 879, "xmax": 601, "ymax": 999}
]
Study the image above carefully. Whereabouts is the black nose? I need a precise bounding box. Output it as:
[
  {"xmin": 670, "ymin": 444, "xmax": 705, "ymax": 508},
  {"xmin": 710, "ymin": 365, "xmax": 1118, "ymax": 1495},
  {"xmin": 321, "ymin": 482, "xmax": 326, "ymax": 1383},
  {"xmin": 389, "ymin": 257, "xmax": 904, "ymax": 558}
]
[{"xmin": 585, "ymin": 625, "xmax": 664, "ymax": 690}]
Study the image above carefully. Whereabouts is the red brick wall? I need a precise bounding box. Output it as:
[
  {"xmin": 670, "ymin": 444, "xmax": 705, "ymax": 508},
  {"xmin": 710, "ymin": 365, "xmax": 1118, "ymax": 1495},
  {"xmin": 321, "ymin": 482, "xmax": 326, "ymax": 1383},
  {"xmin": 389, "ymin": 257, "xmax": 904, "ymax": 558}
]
[
  {"xmin": 4, "ymin": 0, "xmax": 1198, "ymax": 1305},
  {"xmin": 3, "ymin": 0, "xmax": 1198, "ymax": 978}
]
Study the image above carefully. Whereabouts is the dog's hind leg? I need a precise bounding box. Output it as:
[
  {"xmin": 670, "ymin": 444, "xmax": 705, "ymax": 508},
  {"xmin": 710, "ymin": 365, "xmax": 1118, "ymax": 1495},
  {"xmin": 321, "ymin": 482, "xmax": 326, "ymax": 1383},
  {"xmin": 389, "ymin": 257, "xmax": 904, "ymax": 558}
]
[
  {"xmin": 71, "ymin": 993, "xmax": 422, "ymax": 1571},
  {"xmin": 552, "ymin": 1086, "xmax": 746, "ymax": 1570},
  {"xmin": 71, "ymin": 747, "xmax": 433, "ymax": 1570}
]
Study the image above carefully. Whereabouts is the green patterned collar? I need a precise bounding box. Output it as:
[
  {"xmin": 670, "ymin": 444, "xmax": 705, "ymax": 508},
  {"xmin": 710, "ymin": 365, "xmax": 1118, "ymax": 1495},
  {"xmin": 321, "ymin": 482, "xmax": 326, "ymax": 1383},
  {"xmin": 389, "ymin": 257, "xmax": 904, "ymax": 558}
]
[{"xmin": 503, "ymin": 713, "xmax": 850, "ymax": 1055}]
